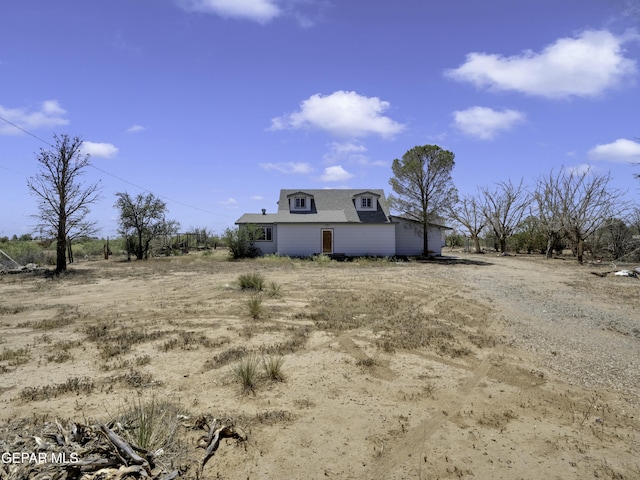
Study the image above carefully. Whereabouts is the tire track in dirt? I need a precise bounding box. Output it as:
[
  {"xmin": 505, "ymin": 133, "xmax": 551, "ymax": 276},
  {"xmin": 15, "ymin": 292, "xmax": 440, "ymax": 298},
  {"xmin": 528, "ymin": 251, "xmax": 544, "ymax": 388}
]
[{"xmin": 366, "ymin": 288, "xmax": 505, "ymax": 479}]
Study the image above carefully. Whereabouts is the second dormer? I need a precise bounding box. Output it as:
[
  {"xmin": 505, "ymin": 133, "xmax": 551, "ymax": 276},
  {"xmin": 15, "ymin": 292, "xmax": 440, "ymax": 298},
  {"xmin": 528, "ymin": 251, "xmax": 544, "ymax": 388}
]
[
  {"xmin": 287, "ymin": 191, "xmax": 314, "ymax": 212},
  {"xmin": 353, "ymin": 191, "xmax": 380, "ymax": 212}
]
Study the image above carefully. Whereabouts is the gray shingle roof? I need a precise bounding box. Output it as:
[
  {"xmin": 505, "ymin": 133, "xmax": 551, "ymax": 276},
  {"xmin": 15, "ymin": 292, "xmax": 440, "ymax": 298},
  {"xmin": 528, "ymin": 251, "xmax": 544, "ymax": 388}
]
[{"xmin": 236, "ymin": 189, "xmax": 392, "ymax": 224}]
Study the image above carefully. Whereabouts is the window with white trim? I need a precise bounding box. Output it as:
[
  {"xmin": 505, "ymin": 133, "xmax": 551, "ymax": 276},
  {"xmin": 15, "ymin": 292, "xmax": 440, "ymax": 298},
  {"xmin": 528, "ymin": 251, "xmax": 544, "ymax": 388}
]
[
  {"xmin": 294, "ymin": 197, "xmax": 306, "ymax": 209},
  {"xmin": 361, "ymin": 197, "xmax": 373, "ymax": 208},
  {"xmin": 256, "ymin": 226, "xmax": 272, "ymax": 241}
]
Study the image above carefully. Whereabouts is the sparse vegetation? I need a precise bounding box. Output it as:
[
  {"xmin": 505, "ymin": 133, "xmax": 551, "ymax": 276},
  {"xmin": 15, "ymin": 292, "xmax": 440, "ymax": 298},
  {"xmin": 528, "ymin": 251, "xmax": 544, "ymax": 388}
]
[
  {"xmin": 238, "ymin": 272, "xmax": 265, "ymax": 290},
  {"xmin": 247, "ymin": 293, "xmax": 264, "ymax": 319},
  {"xmin": 232, "ymin": 355, "xmax": 261, "ymax": 394},
  {"xmin": 20, "ymin": 376, "xmax": 94, "ymax": 401},
  {"xmin": 205, "ymin": 347, "xmax": 249, "ymax": 370},
  {"xmin": 0, "ymin": 347, "xmax": 30, "ymax": 366},
  {"xmin": 263, "ymin": 355, "xmax": 285, "ymax": 382},
  {"xmin": 1, "ymin": 250, "xmax": 638, "ymax": 479},
  {"xmin": 267, "ymin": 281, "xmax": 282, "ymax": 297},
  {"xmin": 118, "ymin": 395, "xmax": 182, "ymax": 451}
]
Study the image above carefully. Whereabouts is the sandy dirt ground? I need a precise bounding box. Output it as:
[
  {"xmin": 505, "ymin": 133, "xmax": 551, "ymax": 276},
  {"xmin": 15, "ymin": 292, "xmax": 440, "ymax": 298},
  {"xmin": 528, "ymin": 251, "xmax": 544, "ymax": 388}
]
[{"xmin": 0, "ymin": 250, "xmax": 638, "ymax": 479}]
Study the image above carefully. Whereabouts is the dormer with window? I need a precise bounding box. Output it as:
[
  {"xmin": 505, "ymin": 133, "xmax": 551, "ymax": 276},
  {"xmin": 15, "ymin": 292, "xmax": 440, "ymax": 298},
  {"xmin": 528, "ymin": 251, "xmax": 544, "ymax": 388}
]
[
  {"xmin": 353, "ymin": 191, "xmax": 379, "ymax": 212},
  {"xmin": 287, "ymin": 191, "xmax": 314, "ymax": 212}
]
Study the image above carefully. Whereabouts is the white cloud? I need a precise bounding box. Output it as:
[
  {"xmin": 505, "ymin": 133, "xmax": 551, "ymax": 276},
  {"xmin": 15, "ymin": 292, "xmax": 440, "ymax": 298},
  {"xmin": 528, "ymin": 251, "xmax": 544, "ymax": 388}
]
[
  {"xmin": 323, "ymin": 141, "xmax": 367, "ymax": 164},
  {"xmin": 588, "ymin": 138, "xmax": 640, "ymax": 162},
  {"xmin": 320, "ymin": 165, "xmax": 354, "ymax": 182},
  {"xmin": 0, "ymin": 100, "xmax": 69, "ymax": 135},
  {"xmin": 452, "ymin": 106, "xmax": 525, "ymax": 139},
  {"xmin": 219, "ymin": 198, "xmax": 238, "ymax": 209},
  {"xmin": 270, "ymin": 90, "xmax": 405, "ymax": 139},
  {"xmin": 82, "ymin": 141, "xmax": 119, "ymax": 159},
  {"xmin": 177, "ymin": 0, "xmax": 281, "ymax": 23},
  {"xmin": 126, "ymin": 124, "xmax": 145, "ymax": 133},
  {"xmin": 251, "ymin": 195, "xmax": 264, "ymax": 201},
  {"xmin": 445, "ymin": 30, "xmax": 637, "ymax": 98},
  {"xmin": 259, "ymin": 162, "xmax": 314, "ymax": 174},
  {"xmin": 322, "ymin": 141, "xmax": 387, "ymax": 167}
]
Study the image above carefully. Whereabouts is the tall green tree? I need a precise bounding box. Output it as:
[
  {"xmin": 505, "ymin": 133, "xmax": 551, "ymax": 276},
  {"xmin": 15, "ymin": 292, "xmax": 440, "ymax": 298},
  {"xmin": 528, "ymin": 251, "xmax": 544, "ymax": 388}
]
[
  {"xmin": 389, "ymin": 145, "xmax": 457, "ymax": 255},
  {"xmin": 27, "ymin": 134, "xmax": 101, "ymax": 272},
  {"xmin": 114, "ymin": 192, "xmax": 179, "ymax": 260}
]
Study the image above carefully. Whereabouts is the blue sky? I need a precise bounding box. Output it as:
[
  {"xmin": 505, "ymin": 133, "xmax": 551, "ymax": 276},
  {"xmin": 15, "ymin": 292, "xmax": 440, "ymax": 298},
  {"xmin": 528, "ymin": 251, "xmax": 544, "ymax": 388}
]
[{"xmin": 1, "ymin": 0, "xmax": 640, "ymax": 238}]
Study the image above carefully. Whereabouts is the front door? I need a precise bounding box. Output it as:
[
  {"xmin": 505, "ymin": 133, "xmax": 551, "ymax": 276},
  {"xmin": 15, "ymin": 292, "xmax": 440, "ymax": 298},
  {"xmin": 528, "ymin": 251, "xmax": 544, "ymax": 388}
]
[{"xmin": 321, "ymin": 229, "xmax": 333, "ymax": 254}]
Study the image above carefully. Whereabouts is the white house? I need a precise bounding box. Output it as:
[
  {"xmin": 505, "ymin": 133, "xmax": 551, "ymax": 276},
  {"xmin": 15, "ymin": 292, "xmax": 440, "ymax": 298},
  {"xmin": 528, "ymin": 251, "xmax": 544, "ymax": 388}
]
[{"xmin": 235, "ymin": 189, "xmax": 450, "ymax": 257}]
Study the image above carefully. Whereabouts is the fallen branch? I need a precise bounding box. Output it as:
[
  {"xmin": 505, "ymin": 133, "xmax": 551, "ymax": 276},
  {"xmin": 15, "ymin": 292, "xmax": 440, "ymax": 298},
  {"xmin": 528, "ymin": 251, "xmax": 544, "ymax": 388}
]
[
  {"xmin": 200, "ymin": 419, "xmax": 246, "ymax": 473},
  {"xmin": 99, "ymin": 424, "xmax": 151, "ymax": 474}
]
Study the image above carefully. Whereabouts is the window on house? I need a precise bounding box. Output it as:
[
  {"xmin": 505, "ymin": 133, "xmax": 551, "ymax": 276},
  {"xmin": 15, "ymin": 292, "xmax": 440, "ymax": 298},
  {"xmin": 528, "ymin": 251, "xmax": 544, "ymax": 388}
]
[
  {"xmin": 294, "ymin": 197, "xmax": 306, "ymax": 209},
  {"xmin": 361, "ymin": 197, "xmax": 373, "ymax": 208},
  {"xmin": 257, "ymin": 226, "xmax": 272, "ymax": 241}
]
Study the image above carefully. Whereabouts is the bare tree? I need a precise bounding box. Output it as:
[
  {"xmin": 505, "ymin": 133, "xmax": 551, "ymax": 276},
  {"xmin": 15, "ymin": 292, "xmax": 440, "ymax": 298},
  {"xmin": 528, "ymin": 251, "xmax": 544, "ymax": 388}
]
[
  {"xmin": 597, "ymin": 217, "xmax": 634, "ymax": 260},
  {"xmin": 389, "ymin": 145, "xmax": 458, "ymax": 255},
  {"xmin": 479, "ymin": 179, "xmax": 529, "ymax": 253},
  {"xmin": 449, "ymin": 193, "xmax": 486, "ymax": 253},
  {"xmin": 536, "ymin": 168, "xmax": 627, "ymax": 263},
  {"xmin": 558, "ymin": 169, "xmax": 628, "ymax": 263},
  {"xmin": 534, "ymin": 170, "xmax": 566, "ymax": 258},
  {"xmin": 27, "ymin": 134, "xmax": 101, "ymax": 272}
]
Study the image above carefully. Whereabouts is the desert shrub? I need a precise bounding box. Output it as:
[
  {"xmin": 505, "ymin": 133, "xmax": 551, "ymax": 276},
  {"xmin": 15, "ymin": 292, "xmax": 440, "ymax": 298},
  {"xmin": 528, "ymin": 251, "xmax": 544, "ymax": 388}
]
[
  {"xmin": 0, "ymin": 239, "xmax": 49, "ymax": 267},
  {"xmin": 223, "ymin": 226, "xmax": 260, "ymax": 259},
  {"xmin": 267, "ymin": 281, "xmax": 282, "ymax": 298},
  {"xmin": 311, "ymin": 254, "xmax": 333, "ymax": 264},
  {"xmin": 238, "ymin": 272, "xmax": 265, "ymax": 290},
  {"xmin": 233, "ymin": 355, "xmax": 261, "ymax": 394},
  {"xmin": 247, "ymin": 294, "xmax": 264, "ymax": 319},
  {"xmin": 263, "ymin": 355, "xmax": 285, "ymax": 382},
  {"xmin": 118, "ymin": 395, "xmax": 181, "ymax": 451}
]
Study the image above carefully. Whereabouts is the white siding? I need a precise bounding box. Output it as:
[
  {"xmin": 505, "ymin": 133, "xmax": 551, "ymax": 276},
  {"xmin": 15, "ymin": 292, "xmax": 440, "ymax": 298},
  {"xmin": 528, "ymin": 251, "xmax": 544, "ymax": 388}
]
[
  {"xmin": 277, "ymin": 224, "xmax": 395, "ymax": 257},
  {"xmin": 394, "ymin": 219, "xmax": 445, "ymax": 256}
]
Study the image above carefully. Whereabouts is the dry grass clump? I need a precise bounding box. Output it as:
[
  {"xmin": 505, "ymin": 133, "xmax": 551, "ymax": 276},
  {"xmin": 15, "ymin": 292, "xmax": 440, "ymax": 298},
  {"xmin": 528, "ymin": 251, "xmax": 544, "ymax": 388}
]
[
  {"xmin": 159, "ymin": 330, "xmax": 218, "ymax": 352},
  {"xmin": 230, "ymin": 354, "xmax": 287, "ymax": 394},
  {"xmin": 45, "ymin": 351, "xmax": 74, "ymax": 363},
  {"xmin": 84, "ymin": 321, "xmax": 171, "ymax": 360},
  {"xmin": 477, "ymin": 409, "xmax": 518, "ymax": 429},
  {"xmin": 0, "ymin": 347, "xmax": 30, "ymax": 366},
  {"xmin": 0, "ymin": 304, "xmax": 29, "ymax": 315},
  {"xmin": 258, "ymin": 326, "xmax": 309, "ymax": 356},
  {"xmin": 29, "ymin": 305, "xmax": 83, "ymax": 330},
  {"xmin": 262, "ymin": 355, "xmax": 286, "ymax": 382},
  {"xmin": 356, "ymin": 357, "xmax": 379, "ymax": 368},
  {"xmin": 110, "ymin": 369, "xmax": 159, "ymax": 388},
  {"xmin": 232, "ymin": 355, "xmax": 261, "ymax": 394},
  {"xmin": 247, "ymin": 293, "xmax": 264, "ymax": 319},
  {"xmin": 101, "ymin": 354, "xmax": 152, "ymax": 371},
  {"xmin": 238, "ymin": 272, "xmax": 265, "ymax": 291},
  {"xmin": 255, "ymin": 410, "xmax": 295, "ymax": 424},
  {"xmin": 304, "ymin": 289, "xmax": 475, "ymax": 357},
  {"xmin": 204, "ymin": 347, "xmax": 249, "ymax": 370},
  {"xmin": 116, "ymin": 395, "xmax": 182, "ymax": 451},
  {"xmin": 20, "ymin": 376, "xmax": 95, "ymax": 401},
  {"xmin": 266, "ymin": 281, "xmax": 282, "ymax": 298}
]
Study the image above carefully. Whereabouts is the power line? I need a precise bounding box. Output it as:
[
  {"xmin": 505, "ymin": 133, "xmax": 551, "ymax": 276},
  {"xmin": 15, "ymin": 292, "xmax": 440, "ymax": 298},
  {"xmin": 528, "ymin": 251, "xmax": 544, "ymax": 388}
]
[{"xmin": 0, "ymin": 114, "xmax": 236, "ymax": 221}]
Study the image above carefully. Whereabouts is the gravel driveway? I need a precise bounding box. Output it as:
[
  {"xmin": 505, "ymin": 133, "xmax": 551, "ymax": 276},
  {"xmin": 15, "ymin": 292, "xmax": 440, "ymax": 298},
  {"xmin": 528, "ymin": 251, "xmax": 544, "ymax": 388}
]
[{"xmin": 453, "ymin": 253, "xmax": 640, "ymax": 402}]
